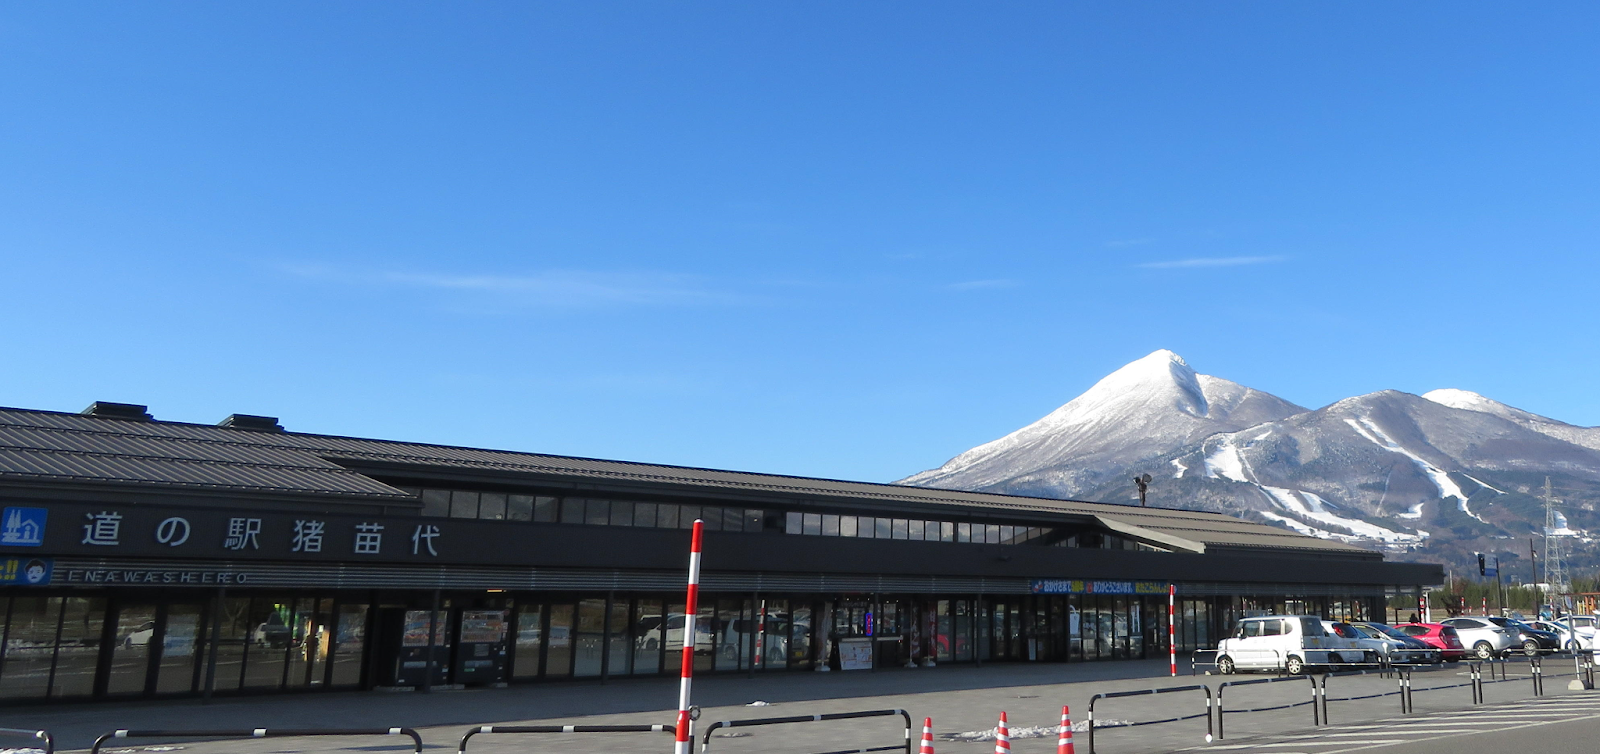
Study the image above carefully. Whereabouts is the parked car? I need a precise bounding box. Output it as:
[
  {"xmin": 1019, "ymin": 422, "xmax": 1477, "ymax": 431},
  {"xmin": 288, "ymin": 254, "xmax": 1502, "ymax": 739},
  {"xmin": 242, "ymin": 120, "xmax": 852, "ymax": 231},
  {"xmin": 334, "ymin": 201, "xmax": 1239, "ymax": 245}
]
[
  {"xmin": 1439, "ymin": 617, "xmax": 1518, "ymax": 659},
  {"xmin": 636, "ymin": 613, "xmax": 713, "ymax": 653},
  {"xmin": 1348, "ymin": 622, "xmax": 1442, "ymax": 664},
  {"xmin": 1484, "ymin": 617, "xmax": 1560, "ymax": 655},
  {"xmin": 118, "ymin": 620, "xmax": 155, "ymax": 648},
  {"xmin": 1394, "ymin": 622, "xmax": 1467, "ymax": 661},
  {"xmin": 1526, "ymin": 618, "xmax": 1597, "ymax": 651},
  {"xmin": 1216, "ymin": 615, "xmax": 1364, "ymax": 674},
  {"xmin": 1324, "ymin": 621, "xmax": 1387, "ymax": 665}
]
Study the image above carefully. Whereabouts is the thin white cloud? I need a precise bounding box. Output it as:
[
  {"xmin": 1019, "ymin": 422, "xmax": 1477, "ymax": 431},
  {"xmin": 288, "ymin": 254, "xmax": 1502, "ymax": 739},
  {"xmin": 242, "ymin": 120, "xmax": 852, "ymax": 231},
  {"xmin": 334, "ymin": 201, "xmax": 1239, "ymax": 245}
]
[
  {"xmin": 1138, "ymin": 255, "xmax": 1287, "ymax": 269},
  {"xmin": 945, "ymin": 279, "xmax": 1019, "ymax": 291},
  {"xmin": 277, "ymin": 264, "xmax": 739, "ymax": 307}
]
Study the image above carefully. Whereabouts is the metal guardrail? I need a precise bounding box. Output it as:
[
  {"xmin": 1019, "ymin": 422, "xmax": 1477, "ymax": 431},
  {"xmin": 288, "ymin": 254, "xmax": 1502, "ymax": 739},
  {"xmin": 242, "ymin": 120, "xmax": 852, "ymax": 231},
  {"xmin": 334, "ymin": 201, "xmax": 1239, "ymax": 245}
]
[
  {"xmin": 0, "ymin": 728, "xmax": 53, "ymax": 754},
  {"xmin": 90, "ymin": 729, "xmax": 421, "ymax": 754},
  {"xmin": 697, "ymin": 709, "xmax": 912, "ymax": 754},
  {"xmin": 1085, "ymin": 685, "xmax": 1213, "ymax": 754},
  {"xmin": 459, "ymin": 724, "xmax": 675, "ymax": 754},
  {"xmin": 1214, "ymin": 675, "xmax": 1319, "ymax": 739}
]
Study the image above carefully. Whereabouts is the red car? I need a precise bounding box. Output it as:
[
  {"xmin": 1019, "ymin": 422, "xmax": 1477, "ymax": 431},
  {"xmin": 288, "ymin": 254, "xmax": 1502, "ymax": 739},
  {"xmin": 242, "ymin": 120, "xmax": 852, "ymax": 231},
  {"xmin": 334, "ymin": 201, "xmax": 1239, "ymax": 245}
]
[{"xmin": 1394, "ymin": 622, "xmax": 1466, "ymax": 661}]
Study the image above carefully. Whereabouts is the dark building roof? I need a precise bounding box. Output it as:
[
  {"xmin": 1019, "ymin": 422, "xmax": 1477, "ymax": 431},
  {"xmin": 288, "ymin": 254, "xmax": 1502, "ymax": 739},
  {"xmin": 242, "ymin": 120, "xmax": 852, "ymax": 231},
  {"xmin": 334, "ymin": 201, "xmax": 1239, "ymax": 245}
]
[{"xmin": 0, "ymin": 405, "xmax": 1373, "ymax": 557}]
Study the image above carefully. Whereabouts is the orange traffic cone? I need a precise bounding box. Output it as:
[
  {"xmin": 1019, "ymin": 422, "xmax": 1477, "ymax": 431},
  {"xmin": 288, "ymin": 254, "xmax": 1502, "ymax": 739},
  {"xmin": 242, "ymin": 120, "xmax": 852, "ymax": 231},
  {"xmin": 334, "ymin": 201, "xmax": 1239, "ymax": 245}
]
[
  {"xmin": 994, "ymin": 711, "xmax": 1011, "ymax": 754},
  {"xmin": 919, "ymin": 717, "xmax": 935, "ymax": 754},
  {"xmin": 1057, "ymin": 705, "xmax": 1075, "ymax": 754}
]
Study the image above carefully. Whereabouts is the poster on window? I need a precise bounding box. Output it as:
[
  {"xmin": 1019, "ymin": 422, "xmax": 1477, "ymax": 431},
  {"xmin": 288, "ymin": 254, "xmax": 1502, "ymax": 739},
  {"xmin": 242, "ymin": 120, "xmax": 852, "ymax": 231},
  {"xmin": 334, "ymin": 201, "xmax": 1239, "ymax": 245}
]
[
  {"xmin": 459, "ymin": 610, "xmax": 507, "ymax": 643},
  {"xmin": 402, "ymin": 610, "xmax": 449, "ymax": 647}
]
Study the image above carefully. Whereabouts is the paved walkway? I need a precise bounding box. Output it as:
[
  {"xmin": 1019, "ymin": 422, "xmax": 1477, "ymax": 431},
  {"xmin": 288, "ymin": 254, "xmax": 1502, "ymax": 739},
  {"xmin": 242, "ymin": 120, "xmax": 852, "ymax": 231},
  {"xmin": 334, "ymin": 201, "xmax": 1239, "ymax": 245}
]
[{"xmin": 3, "ymin": 658, "xmax": 1591, "ymax": 754}]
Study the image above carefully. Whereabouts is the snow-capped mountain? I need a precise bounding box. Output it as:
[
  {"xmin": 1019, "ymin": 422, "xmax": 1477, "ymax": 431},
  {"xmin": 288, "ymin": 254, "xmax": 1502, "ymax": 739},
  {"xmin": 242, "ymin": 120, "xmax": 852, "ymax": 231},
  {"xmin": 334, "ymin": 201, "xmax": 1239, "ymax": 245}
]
[
  {"xmin": 900, "ymin": 350, "xmax": 1305, "ymax": 498},
  {"xmin": 899, "ymin": 351, "xmax": 1600, "ymax": 570}
]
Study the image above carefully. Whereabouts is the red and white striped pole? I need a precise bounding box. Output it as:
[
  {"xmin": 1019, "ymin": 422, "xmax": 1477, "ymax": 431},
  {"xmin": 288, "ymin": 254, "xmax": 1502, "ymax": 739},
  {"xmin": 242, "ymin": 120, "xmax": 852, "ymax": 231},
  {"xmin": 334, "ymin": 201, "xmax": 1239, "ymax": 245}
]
[
  {"xmin": 1168, "ymin": 583, "xmax": 1177, "ymax": 677},
  {"xmin": 674, "ymin": 519, "xmax": 705, "ymax": 754}
]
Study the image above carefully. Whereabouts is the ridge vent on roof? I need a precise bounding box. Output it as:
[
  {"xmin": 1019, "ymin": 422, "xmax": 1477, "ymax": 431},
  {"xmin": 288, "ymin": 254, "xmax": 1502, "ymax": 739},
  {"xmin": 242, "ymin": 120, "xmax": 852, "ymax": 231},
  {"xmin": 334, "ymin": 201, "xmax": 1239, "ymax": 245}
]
[
  {"xmin": 218, "ymin": 414, "xmax": 285, "ymax": 432},
  {"xmin": 81, "ymin": 402, "xmax": 153, "ymax": 421}
]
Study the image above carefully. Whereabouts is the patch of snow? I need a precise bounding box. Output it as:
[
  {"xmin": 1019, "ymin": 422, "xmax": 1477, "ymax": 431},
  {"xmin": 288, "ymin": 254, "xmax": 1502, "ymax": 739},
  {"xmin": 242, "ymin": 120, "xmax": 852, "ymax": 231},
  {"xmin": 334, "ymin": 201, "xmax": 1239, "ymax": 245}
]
[
  {"xmin": 1465, "ymin": 474, "xmax": 1506, "ymax": 494},
  {"xmin": 1203, "ymin": 436, "xmax": 1250, "ymax": 483},
  {"xmin": 1345, "ymin": 416, "xmax": 1487, "ymax": 523},
  {"xmin": 1171, "ymin": 457, "xmax": 1187, "ymax": 478},
  {"xmin": 1260, "ymin": 486, "xmax": 1426, "ymax": 544},
  {"xmin": 940, "ymin": 722, "xmax": 1104, "ymax": 742},
  {"xmin": 1397, "ymin": 502, "xmax": 1426, "ymax": 520},
  {"xmin": 1423, "ymin": 389, "xmax": 1498, "ymax": 413}
]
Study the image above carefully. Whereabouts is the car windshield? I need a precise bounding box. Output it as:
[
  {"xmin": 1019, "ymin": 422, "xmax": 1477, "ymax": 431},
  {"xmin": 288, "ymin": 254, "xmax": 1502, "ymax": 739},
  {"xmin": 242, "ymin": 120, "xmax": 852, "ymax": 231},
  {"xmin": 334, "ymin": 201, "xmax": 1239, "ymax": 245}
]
[{"xmin": 1486, "ymin": 617, "xmax": 1512, "ymax": 627}]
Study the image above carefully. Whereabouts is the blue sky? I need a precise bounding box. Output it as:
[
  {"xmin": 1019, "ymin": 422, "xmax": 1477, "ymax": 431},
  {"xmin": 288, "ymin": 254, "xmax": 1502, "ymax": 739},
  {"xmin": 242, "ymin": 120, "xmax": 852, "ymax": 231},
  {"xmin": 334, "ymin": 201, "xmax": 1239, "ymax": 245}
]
[{"xmin": 3, "ymin": 3, "xmax": 1598, "ymax": 483}]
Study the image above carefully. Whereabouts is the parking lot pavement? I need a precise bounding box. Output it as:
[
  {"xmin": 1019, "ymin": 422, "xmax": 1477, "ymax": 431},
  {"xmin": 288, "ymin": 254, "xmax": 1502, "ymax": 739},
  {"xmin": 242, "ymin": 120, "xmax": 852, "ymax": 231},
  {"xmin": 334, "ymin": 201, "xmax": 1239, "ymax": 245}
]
[
  {"xmin": 1184, "ymin": 693, "xmax": 1600, "ymax": 753},
  {"xmin": 3, "ymin": 658, "xmax": 1593, "ymax": 754}
]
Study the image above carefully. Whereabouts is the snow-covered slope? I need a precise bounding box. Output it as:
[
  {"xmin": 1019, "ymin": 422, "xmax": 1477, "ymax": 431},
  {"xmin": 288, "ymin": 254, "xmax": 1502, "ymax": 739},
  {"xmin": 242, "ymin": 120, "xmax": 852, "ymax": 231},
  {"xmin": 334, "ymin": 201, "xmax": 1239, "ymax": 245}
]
[
  {"xmin": 900, "ymin": 353, "xmax": 1600, "ymax": 567},
  {"xmin": 900, "ymin": 350, "xmax": 1305, "ymax": 497},
  {"xmin": 1424, "ymin": 389, "xmax": 1600, "ymax": 453}
]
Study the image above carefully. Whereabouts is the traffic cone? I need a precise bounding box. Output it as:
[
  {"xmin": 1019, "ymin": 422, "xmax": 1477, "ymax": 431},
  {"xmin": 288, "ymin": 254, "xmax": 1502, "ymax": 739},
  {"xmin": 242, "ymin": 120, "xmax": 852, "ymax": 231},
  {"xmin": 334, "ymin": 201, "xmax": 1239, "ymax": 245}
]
[
  {"xmin": 994, "ymin": 711, "xmax": 1011, "ymax": 754},
  {"xmin": 919, "ymin": 717, "xmax": 935, "ymax": 754},
  {"xmin": 1057, "ymin": 705, "xmax": 1075, "ymax": 754}
]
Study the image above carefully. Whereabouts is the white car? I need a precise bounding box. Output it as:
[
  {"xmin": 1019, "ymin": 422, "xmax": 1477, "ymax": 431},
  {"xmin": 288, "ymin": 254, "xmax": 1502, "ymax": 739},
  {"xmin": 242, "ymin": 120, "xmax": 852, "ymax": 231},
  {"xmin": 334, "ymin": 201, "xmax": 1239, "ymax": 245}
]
[
  {"xmin": 1528, "ymin": 618, "xmax": 1597, "ymax": 651},
  {"xmin": 1217, "ymin": 615, "xmax": 1366, "ymax": 675},
  {"xmin": 1439, "ymin": 617, "xmax": 1518, "ymax": 659}
]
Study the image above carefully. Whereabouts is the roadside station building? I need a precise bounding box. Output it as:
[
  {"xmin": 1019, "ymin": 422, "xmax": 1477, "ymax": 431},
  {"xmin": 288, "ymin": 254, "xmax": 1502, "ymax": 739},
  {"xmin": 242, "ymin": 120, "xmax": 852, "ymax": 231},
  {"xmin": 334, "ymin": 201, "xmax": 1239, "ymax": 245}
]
[{"xmin": 0, "ymin": 402, "xmax": 1442, "ymax": 703}]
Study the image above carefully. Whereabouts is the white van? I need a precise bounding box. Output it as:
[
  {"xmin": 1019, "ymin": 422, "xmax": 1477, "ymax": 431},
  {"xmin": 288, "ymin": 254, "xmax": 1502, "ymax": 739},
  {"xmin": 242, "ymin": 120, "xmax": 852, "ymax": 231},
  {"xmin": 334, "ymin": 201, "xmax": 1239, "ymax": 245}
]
[{"xmin": 1217, "ymin": 615, "xmax": 1368, "ymax": 674}]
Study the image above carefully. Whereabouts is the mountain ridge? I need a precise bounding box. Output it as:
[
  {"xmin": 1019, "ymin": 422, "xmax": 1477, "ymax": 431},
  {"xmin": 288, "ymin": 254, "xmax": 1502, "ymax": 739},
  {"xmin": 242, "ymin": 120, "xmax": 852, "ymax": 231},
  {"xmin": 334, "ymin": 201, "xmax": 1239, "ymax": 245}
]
[{"xmin": 898, "ymin": 351, "xmax": 1600, "ymax": 571}]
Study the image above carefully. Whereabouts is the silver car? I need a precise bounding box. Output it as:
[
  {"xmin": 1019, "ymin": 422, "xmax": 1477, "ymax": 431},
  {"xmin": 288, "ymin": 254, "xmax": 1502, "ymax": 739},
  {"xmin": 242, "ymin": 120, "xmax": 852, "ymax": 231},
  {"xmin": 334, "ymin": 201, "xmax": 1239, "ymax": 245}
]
[{"xmin": 1440, "ymin": 617, "xmax": 1517, "ymax": 659}]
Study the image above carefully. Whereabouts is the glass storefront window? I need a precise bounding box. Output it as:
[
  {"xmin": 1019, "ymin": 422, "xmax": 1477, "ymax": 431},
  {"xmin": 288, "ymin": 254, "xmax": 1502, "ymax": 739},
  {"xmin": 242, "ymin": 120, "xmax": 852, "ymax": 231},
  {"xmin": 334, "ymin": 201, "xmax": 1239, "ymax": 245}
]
[
  {"xmin": 545, "ymin": 604, "xmax": 574, "ymax": 677},
  {"xmin": 51, "ymin": 597, "xmax": 104, "ymax": 698},
  {"xmin": 512, "ymin": 603, "xmax": 543, "ymax": 679},
  {"xmin": 573, "ymin": 599, "xmax": 605, "ymax": 677},
  {"xmin": 680, "ymin": 506, "xmax": 701, "ymax": 529},
  {"xmin": 420, "ymin": 489, "xmax": 450, "ymax": 516},
  {"xmin": 507, "ymin": 494, "xmax": 534, "ymax": 521},
  {"xmin": 953, "ymin": 600, "xmax": 972, "ymax": 662},
  {"xmin": 634, "ymin": 502, "xmax": 657, "ymax": 527},
  {"xmin": 533, "ymin": 496, "xmax": 558, "ymax": 522},
  {"xmin": 909, "ymin": 520, "xmax": 924, "ymax": 540},
  {"xmin": 935, "ymin": 600, "xmax": 953, "ymax": 662},
  {"xmin": 633, "ymin": 599, "xmax": 663, "ymax": 675},
  {"xmin": 802, "ymin": 514, "xmax": 821, "ymax": 536},
  {"xmin": 892, "ymin": 519, "xmax": 908, "ymax": 539},
  {"xmin": 106, "ymin": 603, "xmax": 157, "ymax": 695},
  {"xmin": 822, "ymin": 515, "xmax": 839, "ymax": 536},
  {"xmin": 606, "ymin": 599, "xmax": 630, "ymax": 675},
  {"xmin": 243, "ymin": 598, "xmax": 293, "ymax": 689},
  {"xmin": 756, "ymin": 599, "xmax": 787, "ymax": 670},
  {"xmin": 609, "ymin": 501, "xmax": 634, "ymax": 527},
  {"xmin": 1, "ymin": 597, "xmax": 58, "ymax": 699},
  {"xmin": 584, "ymin": 500, "xmax": 610, "ymax": 526},
  {"xmin": 331, "ymin": 602, "xmax": 368, "ymax": 686},
  {"xmin": 694, "ymin": 603, "xmax": 715, "ymax": 673},
  {"xmin": 840, "ymin": 516, "xmax": 858, "ymax": 537},
  {"xmin": 663, "ymin": 601, "xmax": 688, "ymax": 675},
  {"xmin": 790, "ymin": 602, "xmax": 813, "ymax": 670},
  {"xmin": 156, "ymin": 603, "xmax": 203, "ymax": 694}
]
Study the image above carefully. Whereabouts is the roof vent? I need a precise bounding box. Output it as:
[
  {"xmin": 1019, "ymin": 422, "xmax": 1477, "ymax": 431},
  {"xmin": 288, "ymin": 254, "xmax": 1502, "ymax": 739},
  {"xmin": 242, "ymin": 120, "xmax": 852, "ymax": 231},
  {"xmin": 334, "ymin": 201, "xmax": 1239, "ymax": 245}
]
[
  {"xmin": 218, "ymin": 414, "xmax": 284, "ymax": 432},
  {"xmin": 81, "ymin": 402, "xmax": 154, "ymax": 421}
]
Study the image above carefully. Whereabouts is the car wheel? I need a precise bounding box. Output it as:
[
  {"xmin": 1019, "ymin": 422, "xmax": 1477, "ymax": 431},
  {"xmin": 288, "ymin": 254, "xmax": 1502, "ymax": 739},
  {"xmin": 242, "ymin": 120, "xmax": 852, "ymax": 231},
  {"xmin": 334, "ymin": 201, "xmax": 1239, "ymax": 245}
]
[
  {"xmin": 1474, "ymin": 642, "xmax": 1494, "ymax": 660},
  {"xmin": 1218, "ymin": 656, "xmax": 1235, "ymax": 675},
  {"xmin": 1285, "ymin": 655, "xmax": 1305, "ymax": 675},
  {"xmin": 1523, "ymin": 639, "xmax": 1539, "ymax": 656},
  {"xmin": 645, "ymin": 638, "xmax": 658, "ymax": 650},
  {"xmin": 1566, "ymin": 640, "xmax": 1581, "ymax": 652}
]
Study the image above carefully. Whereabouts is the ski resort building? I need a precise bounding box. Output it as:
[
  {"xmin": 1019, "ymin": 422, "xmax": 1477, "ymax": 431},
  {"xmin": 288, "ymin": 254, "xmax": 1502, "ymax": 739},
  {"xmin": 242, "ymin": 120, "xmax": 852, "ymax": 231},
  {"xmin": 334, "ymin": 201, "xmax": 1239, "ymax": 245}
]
[{"xmin": 0, "ymin": 402, "xmax": 1441, "ymax": 703}]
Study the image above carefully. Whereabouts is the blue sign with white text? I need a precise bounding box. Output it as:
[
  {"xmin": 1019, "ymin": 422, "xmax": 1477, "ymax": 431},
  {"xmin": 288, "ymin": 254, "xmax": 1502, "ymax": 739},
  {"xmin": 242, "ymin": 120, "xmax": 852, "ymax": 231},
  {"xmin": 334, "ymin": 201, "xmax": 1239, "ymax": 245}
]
[{"xmin": 0, "ymin": 507, "xmax": 47, "ymax": 547}]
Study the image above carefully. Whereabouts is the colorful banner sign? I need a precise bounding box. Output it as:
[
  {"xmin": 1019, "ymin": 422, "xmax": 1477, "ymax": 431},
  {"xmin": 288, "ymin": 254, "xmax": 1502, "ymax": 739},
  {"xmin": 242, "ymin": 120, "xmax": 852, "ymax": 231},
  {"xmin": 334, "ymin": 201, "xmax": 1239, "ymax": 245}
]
[{"xmin": 1030, "ymin": 579, "xmax": 1170, "ymax": 595}]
